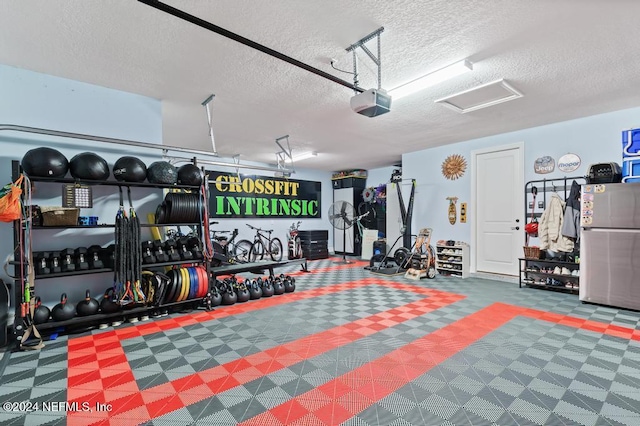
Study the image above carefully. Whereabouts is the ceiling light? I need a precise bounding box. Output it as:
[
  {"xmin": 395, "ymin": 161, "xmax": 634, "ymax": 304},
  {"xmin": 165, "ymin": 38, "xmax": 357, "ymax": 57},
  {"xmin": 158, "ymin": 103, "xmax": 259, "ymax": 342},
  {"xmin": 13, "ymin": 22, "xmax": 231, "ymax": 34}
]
[
  {"xmin": 389, "ymin": 59, "xmax": 473, "ymax": 100},
  {"xmin": 288, "ymin": 151, "xmax": 318, "ymax": 162}
]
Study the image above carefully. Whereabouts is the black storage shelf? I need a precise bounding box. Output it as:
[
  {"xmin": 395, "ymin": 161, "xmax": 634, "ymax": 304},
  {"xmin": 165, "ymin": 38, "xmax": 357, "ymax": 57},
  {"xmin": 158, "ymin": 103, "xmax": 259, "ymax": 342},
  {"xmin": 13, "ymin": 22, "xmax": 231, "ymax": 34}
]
[
  {"xmin": 522, "ymin": 281, "xmax": 579, "ymax": 295},
  {"xmin": 34, "ymin": 259, "xmax": 206, "ymax": 279},
  {"xmin": 142, "ymin": 259, "xmax": 205, "ymax": 269},
  {"xmin": 34, "ymin": 297, "xmax": 206, "ymax": 331},
  {"xmin": 523, "ymin": 270, "xmax": 579, "ymax": 280},
  {"xmin": 32, "ymin": 223, "xmax": 200, "ymax": 230},
  {"xmin": 35, "ymin": 268, "xmax": 112, "ymax": 279},
  {"xmin": 27, "ymin": 175, "xmax": 200, "ymax": 190},
  {"xmin": 10, "ymin": 159, "xmax": 211, "ymax": 345},
  {"xmin": 519, "ymin": 257, "xmax": 580, "ymax": 267}
]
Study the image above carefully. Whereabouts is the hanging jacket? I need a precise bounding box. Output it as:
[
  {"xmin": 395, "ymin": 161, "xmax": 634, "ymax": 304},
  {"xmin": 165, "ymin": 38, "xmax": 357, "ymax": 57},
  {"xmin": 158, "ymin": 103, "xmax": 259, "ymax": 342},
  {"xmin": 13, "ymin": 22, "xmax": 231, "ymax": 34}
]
[
  {"xmin": 538, "ymin": 193, "xmax": 574, "ymax": 253},
  {"xmin": 561, "ymin": 180, "xmax": 581, "ymax": 243}
]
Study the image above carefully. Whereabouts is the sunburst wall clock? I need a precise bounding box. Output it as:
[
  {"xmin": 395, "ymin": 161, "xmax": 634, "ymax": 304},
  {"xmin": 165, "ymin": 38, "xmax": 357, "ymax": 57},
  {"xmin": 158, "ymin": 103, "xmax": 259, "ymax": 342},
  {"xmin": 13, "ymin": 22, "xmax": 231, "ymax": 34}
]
[{"xmin": 442, "ymin": 154, "xmax": 467, "ymax": 180}]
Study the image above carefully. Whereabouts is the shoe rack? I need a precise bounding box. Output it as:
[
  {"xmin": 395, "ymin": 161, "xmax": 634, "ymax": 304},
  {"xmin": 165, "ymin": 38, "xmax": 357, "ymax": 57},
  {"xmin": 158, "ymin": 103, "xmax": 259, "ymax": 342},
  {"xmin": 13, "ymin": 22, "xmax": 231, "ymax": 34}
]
[
  {"xmin": 436, "ymin": 241, "xmax": 469, "ymax": 278},
  {"xmin": 520, "ymin": 176, "xmax": 585, "ymax": 295},
  {"xmin": 519, "ymin": 258, "xmax": 580, "ymax": 294}
]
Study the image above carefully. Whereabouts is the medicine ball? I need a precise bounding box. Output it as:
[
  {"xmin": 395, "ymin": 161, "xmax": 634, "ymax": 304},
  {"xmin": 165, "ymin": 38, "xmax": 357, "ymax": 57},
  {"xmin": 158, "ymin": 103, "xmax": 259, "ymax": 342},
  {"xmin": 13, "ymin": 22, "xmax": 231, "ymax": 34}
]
[
  {"xmin": 113, "ymin": 156, "xmax": 147, "ymax": 182},
  {"xmin": 177, "ymin": 164, "xmax": 203, "ymax": 186},
  {"xmin": 69, "ymin": 152, "xmax": 110, "ymax": 181},
  {"xmin": 21, "ymin": 147, "xmax": 69, "ymax": 178},
  {"xmin": 147, "ymin": 161, "xmax": 178, "ymax": 184}
]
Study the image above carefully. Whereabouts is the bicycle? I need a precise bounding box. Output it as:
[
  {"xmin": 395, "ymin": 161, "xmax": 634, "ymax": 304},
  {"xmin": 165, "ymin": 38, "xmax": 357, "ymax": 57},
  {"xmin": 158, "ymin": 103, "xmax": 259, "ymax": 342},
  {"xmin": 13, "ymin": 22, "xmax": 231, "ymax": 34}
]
[
  {"xmin": 209, "ymin": 220, "xmax": 253, "ymax": 264},
  {"xmin": 287, "ymin": 221, "xmax": 303, "ymax": 260},
  {"xmin": 246, "ymin": 224, "xmax": 283, "ymax": 262}
]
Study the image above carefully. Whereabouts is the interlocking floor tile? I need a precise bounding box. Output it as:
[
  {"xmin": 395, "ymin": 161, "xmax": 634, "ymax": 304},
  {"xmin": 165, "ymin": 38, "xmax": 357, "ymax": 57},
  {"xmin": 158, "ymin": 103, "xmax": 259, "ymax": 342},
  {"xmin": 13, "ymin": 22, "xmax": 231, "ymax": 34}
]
[{"xmin": 2, "ymin": 258, "xmax": 640, "ymax": 425}]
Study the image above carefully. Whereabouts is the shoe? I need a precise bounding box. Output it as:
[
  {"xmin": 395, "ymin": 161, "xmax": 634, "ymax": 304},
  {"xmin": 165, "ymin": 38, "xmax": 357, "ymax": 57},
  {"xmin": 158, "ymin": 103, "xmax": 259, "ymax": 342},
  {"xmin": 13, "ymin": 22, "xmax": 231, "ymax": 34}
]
[
  {"xmin": 553, "ymin": 266, "xmax": 562, "ymax": 275},
  {"xmin": 561, "ymin": 267, "xmax": 571, "ymax": 275},
  {"xmin": 571, "ymin": 269, "xmax": 580, "ymax": 277}
]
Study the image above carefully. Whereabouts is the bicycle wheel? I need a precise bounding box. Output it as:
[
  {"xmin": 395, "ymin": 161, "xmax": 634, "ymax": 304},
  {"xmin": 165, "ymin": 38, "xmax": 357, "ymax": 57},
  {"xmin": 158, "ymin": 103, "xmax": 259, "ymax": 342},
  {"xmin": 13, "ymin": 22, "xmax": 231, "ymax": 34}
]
[
  {"xmin": 294, "ymin": 237, "xmax": 303, "ymax": 259},
  {"xmin": 234, "ymin": 240, "xmax": 253, "ymax": 263},
  {"xmin": 251, "ymin": 240, "xmax": 265, "ymax": 262},
  {"xmin": 269, "ymin": 238, "xmax": 283, "ymax": 261}
]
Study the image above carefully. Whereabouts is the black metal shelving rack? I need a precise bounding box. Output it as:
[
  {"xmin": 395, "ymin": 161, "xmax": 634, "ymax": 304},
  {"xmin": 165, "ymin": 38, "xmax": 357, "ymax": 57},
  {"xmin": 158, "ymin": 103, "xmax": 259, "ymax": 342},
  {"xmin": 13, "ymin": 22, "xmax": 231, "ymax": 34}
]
[
  {"xmin": 10, "ymin": 160, "xmax": 210, "ymax": 342},
  {"xmin": 520, "ymin": 175, "xmax": 586, "ymax": 295}
]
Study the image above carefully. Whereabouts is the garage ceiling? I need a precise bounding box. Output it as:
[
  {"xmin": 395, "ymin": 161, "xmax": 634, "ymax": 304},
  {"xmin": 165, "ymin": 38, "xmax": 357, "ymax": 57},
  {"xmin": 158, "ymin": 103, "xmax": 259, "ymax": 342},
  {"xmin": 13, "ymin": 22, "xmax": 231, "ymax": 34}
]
[{"xmin": 2, "ymin": 0, "xmax": 640, "ymax": 172}]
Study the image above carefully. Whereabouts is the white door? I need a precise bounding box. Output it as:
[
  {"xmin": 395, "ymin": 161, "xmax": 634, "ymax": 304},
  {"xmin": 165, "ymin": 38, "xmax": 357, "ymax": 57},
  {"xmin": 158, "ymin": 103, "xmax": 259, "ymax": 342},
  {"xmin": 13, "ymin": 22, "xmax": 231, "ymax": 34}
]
[{"xmin": 473, "ymin": 144, "xmax": 524, "ymax": 275}]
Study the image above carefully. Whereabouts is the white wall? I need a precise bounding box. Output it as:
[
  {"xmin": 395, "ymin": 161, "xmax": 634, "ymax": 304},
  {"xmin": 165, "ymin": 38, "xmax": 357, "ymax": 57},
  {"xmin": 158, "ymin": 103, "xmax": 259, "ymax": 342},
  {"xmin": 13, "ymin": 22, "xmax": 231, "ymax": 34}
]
[
  {"xmin": 366, "ymin": 166, "xmax": 397, "ymax": 188},
  {"xmin": 402, "ymin": 106, "xmax": 640, "ymax": 257},
  {"xmin": 0, "ymin": 64, "xmax": 333, "ymax": 311}
]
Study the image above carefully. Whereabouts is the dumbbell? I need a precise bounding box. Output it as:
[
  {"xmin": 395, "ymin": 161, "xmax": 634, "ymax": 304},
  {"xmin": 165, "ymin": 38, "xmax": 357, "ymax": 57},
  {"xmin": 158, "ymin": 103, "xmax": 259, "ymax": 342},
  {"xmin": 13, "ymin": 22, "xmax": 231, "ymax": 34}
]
[
  {"xmin": 87, "ymin": 245, "xmax": 104, "ymax": 269},
  {"xmin": 48, "ymin": 251, "xmax": 62, "ymax": 274},
  {"xmin": 187, "ymin": 237, "xmax": 203, "ymax": 259},
  {"xmin": 141, "ymin": 241, "xmax": 157, "ymax": 264},
  {"xmin": 103, "ymin": 244, "xmax": 115, "ymax": 269},
  {"xmin": 178, "ymin": 237, "xmax": 194, "ymax": 261},
  {"xmin": 61, "ymin": 248, "xmax": 76, "ymax": 272},
  {"xmin": 75, "ymin": 247, "xmax": 89, "ymax": 270},
  {"xmin": 35, "ymin": 252, "xmax": 50, "ymax": 275},
  {"xmin": 164, "ymin": 239, "xmax": 181, "ymax": 262},
  {"xmin": 153, "ymin": 240, "xmax": 169, "ymax": 263}
]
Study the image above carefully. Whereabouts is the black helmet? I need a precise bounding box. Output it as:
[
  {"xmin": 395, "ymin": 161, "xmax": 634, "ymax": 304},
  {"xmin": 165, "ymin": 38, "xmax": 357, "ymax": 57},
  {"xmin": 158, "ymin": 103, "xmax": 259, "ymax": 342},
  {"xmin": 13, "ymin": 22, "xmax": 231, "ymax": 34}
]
[
  {"xmin": 113, "ymin": 156, "xmax": 147, "ymax": 182},
  {"xmin": 69, "ymin": 152, "xmax": 110, "ymax": 181},
  {"xmin": 147, "ymin": 161, "xmax": 178, "ymax": 184},
  {"xmin": 21, "ymin": 147, "xmax": 69, "ymax": 178}
]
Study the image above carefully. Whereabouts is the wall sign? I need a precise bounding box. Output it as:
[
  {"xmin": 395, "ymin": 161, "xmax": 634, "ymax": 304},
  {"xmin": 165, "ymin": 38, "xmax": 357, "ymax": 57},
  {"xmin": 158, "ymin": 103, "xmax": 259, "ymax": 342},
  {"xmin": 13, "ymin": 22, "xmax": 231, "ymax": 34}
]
[
  {"xmin": 557, "ymin": 153, "xmax": 581, "ymax": 172},
  {"xmin": 534, "ymin": 156, "xmax": 555, "ymax": 174},
  {"xmin": 208, "ymin": 171, "xmax": 321, "ymax": 218}
]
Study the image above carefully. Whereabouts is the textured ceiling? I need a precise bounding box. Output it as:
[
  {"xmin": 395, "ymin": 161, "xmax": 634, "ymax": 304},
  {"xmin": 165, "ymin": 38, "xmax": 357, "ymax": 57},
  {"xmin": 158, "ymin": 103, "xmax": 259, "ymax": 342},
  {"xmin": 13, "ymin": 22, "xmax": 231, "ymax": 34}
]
[{"xmin": 2, "ymin": 0, "xmax": 640, "ymax": 172}]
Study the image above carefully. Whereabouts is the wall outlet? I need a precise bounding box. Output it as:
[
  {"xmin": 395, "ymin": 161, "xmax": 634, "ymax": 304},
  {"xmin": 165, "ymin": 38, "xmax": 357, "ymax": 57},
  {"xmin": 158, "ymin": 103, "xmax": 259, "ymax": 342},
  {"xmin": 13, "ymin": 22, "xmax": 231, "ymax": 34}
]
[
  {"xmin": 529, "ymin": 202, "xmax": 534, "ymax": 209},
  {"xmin": 538, "ymin": 201, "xmax": 545, "ymax": 209}
]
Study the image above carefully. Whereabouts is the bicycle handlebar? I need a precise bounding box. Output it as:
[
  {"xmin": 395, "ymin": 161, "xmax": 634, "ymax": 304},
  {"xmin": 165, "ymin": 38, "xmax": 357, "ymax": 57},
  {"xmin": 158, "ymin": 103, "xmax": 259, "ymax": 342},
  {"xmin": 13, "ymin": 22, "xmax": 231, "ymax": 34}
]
[{"xmin": 246, "ymin": 224, "xmax": 273, "ymax": 233}]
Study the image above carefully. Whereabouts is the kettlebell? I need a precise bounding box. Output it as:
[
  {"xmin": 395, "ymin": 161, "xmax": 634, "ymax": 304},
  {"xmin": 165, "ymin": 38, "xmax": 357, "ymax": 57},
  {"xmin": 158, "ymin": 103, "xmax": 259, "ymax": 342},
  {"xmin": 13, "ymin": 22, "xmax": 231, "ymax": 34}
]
[
  {"xmin": 100, "ymin": 288, "xmax": 120, "ymax": 314},
  {"xmin": 210, "ymin": 285, "xmax": 222, "ymax": 307},
  {"xmin": 33, "ymin": 297, "xmax": 51, "ymax": 325},
  {"xmin": 51, "ymin": 293, "xmax": 76, "ymax": 321},
  {"xmin": 77, "ymin": 290, "xmax": 100, "ymax": 316},
  {"xmin": 273, "ymin": 278, "xmax": 285, "ymax": 295},
  {"xmin": 283, "ymin": 276, "xmax": 295, "ymax": 293},
  {"xmin": 261, "ymin": 279, "xmax": 274, "ymax": 297},
  {"xmin": 249, "ymin": 280, "xmax": 262, "ymax": 300},
  {"xmin": 235, "ymin": 281, "xmax": 250, "ymax": 303},
  {"xmin": 221, "ymin": 283, "xmax": 237, "ymax": 305}
]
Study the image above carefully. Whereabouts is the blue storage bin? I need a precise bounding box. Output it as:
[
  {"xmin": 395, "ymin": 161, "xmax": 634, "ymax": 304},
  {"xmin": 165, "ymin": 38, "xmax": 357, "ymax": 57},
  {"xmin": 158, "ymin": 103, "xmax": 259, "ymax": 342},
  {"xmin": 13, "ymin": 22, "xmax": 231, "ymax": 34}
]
[
  {"xmin": 622, "ymin": 158, "xmax": 640, "ymax": 182},
  {"xmin": 622, "ymin": 128, "xmax": 640, "ymax": 158}
]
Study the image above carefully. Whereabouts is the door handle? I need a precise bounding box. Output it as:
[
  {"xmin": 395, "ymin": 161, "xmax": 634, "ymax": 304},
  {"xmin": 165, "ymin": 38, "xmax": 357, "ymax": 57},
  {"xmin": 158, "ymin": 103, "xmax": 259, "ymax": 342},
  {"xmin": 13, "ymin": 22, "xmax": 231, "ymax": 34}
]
[{"xmin": 511, "ymin": 226, "xmax": 520, "ymax": 230}]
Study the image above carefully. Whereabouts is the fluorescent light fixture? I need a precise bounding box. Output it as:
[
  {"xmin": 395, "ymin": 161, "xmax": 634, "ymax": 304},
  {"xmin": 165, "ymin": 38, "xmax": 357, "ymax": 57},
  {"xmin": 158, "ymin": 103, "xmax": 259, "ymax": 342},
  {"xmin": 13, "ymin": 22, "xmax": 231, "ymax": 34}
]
[
  {"xmin": 288, "ymin": 151, "xmax": 318, "ymax": 162},
  {"xmin": 388, "ymin": 59, "xmax": 473, "ymax": 100}
]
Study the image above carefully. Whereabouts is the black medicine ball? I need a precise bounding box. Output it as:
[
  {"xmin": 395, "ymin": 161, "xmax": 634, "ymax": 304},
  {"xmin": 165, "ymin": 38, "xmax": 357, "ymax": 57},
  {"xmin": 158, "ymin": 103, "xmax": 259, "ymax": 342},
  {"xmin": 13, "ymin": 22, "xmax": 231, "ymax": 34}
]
[
  {"xmin": 113, "ymin": 156, "xmax": 147, "ymax": 182},
  {"xmin": 147, "ymin": 161, "xmax": 178, "ymax": 184},
  {"xmin": 177, "ymin": 164, "xmax": 203, "ymax": 186},
  {"xmin": 21, "ymin": 147, "xmax": 69, "ymax": 178},
  {"xmin": 69, "ymin": 152, "xmax": 110, "ymax": 181}
]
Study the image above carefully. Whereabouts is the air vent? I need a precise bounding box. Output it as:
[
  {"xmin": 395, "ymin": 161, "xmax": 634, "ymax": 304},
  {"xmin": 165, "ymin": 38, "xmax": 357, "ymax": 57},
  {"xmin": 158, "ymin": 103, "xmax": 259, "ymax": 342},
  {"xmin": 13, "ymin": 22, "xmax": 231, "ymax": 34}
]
[{"xmin": 435, "ymin": 79, "xmax": 523, "ymax": 113}]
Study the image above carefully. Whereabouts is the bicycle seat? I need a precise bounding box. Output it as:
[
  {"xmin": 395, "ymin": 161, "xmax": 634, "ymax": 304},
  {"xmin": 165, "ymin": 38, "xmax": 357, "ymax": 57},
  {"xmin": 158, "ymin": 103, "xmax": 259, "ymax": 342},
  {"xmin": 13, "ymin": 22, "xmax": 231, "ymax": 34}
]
[
  {"xmin": 209, "ymin": 220, "xmax": 219, "ymax": 225},
  {"xmin": 265, "ymin": 229, "xmax": 273, "ymax": 233}
]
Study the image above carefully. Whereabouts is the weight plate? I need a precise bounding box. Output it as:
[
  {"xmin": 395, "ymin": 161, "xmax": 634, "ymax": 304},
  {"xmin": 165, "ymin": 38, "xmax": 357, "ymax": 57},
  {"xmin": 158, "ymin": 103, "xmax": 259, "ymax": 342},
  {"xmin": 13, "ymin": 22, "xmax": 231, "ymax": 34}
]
[
  {"xmin": 166, "ymin": 269, "xmax": 179, "ymax": 303},
  {"xmin": 196, "ymin": 266, "xmax": 207, "ymax": 298},
  {"xmin": 179, "ymin": 268, "xmax": 189, "ymax": 301},
  {"xmin": 187, "ymin": 267, "xmax": 197, "ymax": 299}
]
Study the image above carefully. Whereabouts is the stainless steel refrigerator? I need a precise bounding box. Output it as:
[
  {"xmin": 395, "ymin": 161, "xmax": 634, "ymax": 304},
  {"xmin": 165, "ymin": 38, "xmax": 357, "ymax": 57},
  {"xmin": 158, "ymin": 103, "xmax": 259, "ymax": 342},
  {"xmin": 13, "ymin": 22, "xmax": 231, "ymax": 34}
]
[{"xmin": 580, "ymin": 182, "xmax": 640, "ymax": 310}]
